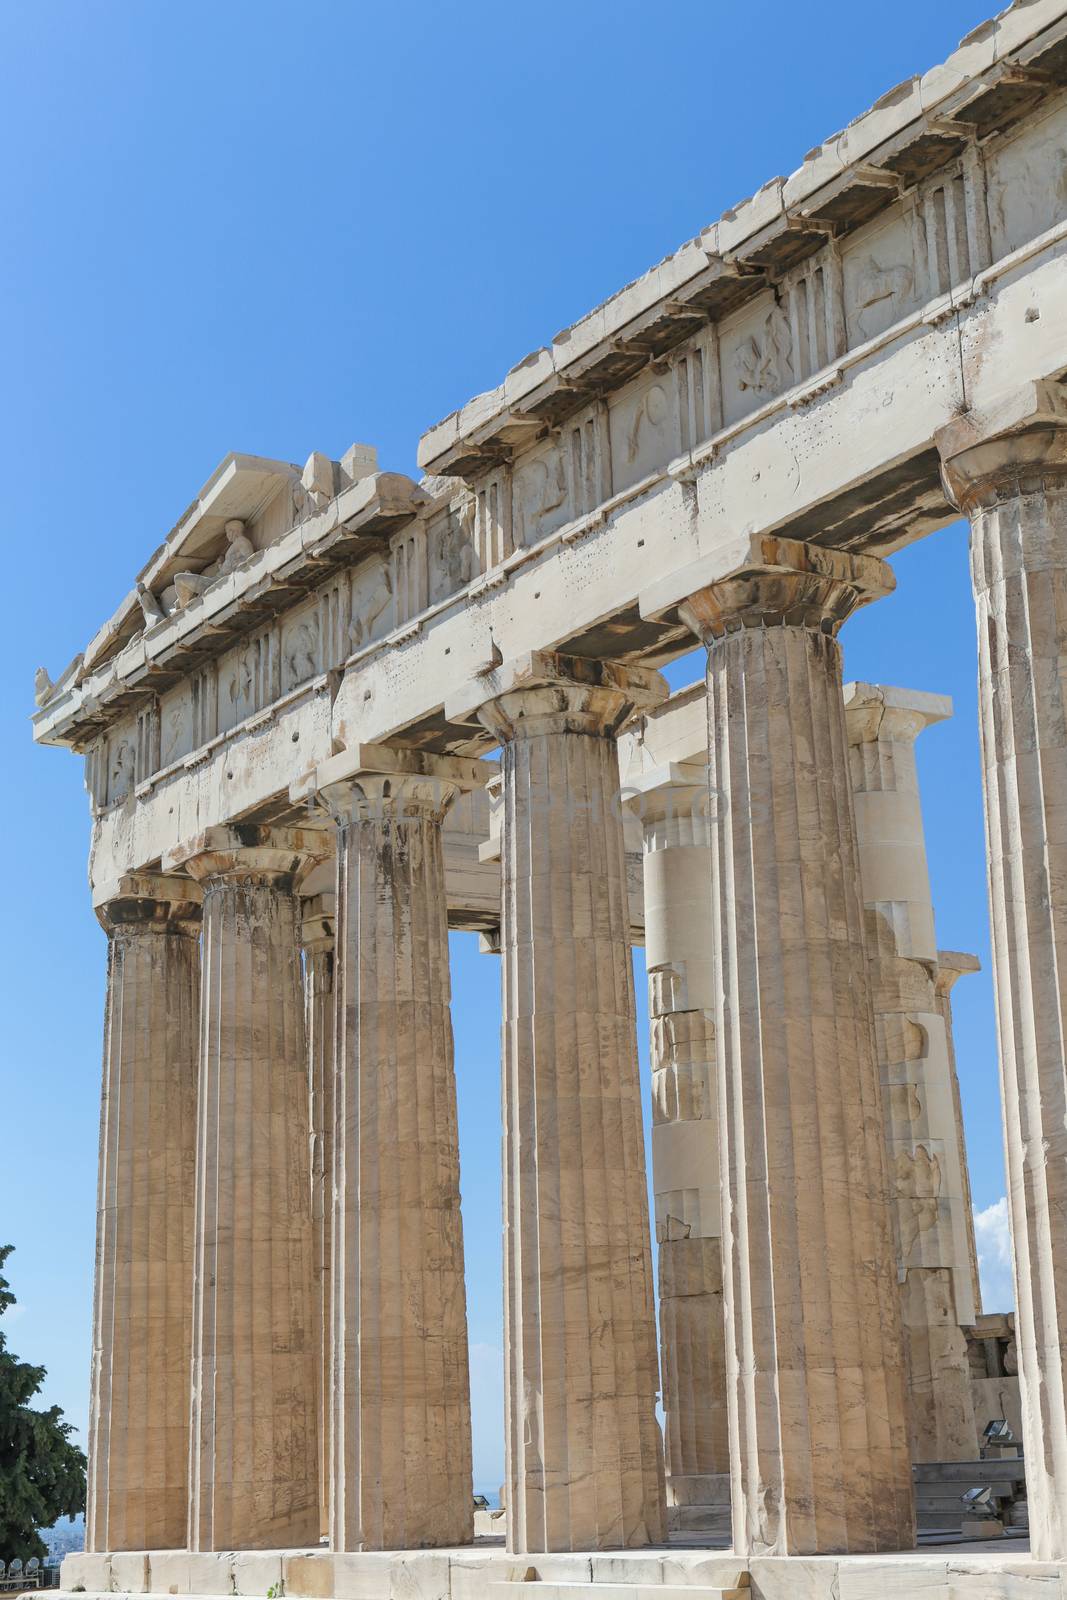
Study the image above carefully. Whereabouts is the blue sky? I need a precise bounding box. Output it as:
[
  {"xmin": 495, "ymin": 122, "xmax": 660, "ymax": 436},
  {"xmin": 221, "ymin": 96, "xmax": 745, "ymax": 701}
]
[{"xmin": 1, "ymin": 0, "xmax": 1013, "ymax": 1494}]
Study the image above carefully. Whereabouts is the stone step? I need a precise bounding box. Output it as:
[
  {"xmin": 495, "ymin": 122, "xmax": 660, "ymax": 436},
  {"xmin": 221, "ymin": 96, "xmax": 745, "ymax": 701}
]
[{"xmin": 487, "ymin": 1586, "xmax": 748, "ymax": 1600}]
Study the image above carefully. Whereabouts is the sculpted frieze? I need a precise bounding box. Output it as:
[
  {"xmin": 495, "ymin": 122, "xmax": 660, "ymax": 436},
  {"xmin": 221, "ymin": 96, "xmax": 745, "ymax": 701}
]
[
  {"xmin": 350, "ymin": 555, "xmax": 393, "ymax": 650},
  {"xmin": 987, "ymin": 92, "xmax": 1067, "ymax": 259},
  {"xmin": 283, "ymin": 614, "xmax": 320, "ymax": 691},
  {"xmin": 514, "ymin": 439, "xmax": 571, "ymax": 548},
  {"xmin": 842, "ymin": 205, "xmax": 922, "ymax": 345},
  {"xmin": 609, "ymin": 373, "xmax": 677, "ymax": 493},
  {"xmin": 719, "ymin": 294, "xmax": 794, "ymax": 426}
]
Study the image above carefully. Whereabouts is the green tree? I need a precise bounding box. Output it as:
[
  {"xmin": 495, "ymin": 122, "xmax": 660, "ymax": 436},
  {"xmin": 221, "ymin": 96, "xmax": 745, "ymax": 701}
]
[{"xmin": 0, "ymin": 1245, "xmax": 86, "ymax": 1563}]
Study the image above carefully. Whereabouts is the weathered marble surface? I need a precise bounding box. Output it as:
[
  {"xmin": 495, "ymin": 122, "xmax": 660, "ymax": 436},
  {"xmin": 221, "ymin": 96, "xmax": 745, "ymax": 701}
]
[
  {"xmin": 57, "ymin": 1543, "xmax": 1067, "ymax": 1600},
  {"xmin": 450, "ymin": 653, "xmax": 668, "ymax": 1554},
  {"xmin": 679, "ymin": 538, "xmax": 914, "ymax": 1557},
  {"xmin": 166, "ymin": 826, "xmax": 326, "ymax": 1552},
  {"xmin": 941, "ymin": 388, "xmax": 1067, "ymax": 1565},
  {"xmin": 301, "ymin": 896, "xmax": 335, "ymax": 1544},
  {"xmin": 622, "ymin": 746, "xmax": 728, "ymax": 1501},
  {"xmin": 87, "ymin": 875, "xmax": 202, "ymax": 1553},
  {"xmin": 321, "ymin": 754, "xmax": 474, "ymax": 1551},
  {"xmin": 843, "ymin": 681, "xmax": 980, "ymax": 1463}
]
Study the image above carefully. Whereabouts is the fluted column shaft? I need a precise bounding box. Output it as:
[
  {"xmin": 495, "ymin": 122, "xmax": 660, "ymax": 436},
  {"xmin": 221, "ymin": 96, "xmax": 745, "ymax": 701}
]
[
  {"xmin": 302, "ymin": 895, "xmax": 335, "ymax": 1544},
  {"xmin": 460, "ymin": 651, "xmax": 668, "ymax": 1554},
  {"xmin": 626, "ymin": 771, "xmax": 728, "ymax": 1497},
  {"xmin": 168, "ymin": 825, "xmax": 325, "ymax": 1552},
  {"xmin": 323, "ymin": 763, "xmax": 472, "ymax": 1551},
  {"xmin": 87, "ymin": 874, "xmax": 201, "ymax": 1552},
  {"xmin": 935, "ymin": 950, "xmax": 983, "ymax": 1320},
  {"xmin": 843, "ymin": 683, "xmax": 979, "ymax": 1463},
  {"xmin": 680, "ymin": 539, "xmax": 914, "ymax": 1557},
  {"xmin": 941, "ymin": 409, "xmax": 1067, "ymax": 1561}
]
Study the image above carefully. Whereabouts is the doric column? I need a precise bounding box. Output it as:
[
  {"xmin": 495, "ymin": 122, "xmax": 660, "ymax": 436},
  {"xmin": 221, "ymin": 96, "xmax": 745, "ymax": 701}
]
[
  {"xmin": 301, "ymin": 892, "xmax": 335, "ymax": 1545},
  {"xmin": 315, "ymin": 744, "xmax": 476, "ymax": 1551},
  {"xmin": 164, "ymin": 825, "xmax": 327, "ymax": 1552},
  {"xmin": 935, "ymin": 950, "xmax": 983, "ymax": 1320},
  {"xmin": 87, "ymin": 873, "xmax": 201, "ymax": 1553},
  {"xmin": 448, "ymin": 651, "xmax": 668, "ymax": 1554},
  {"xmin": 678, "ymin": 537, "xmax": 914, "ymax": 1557},
  {"xmin": 843, "ymin": 682, "xmax": 979, "ymax": 1463},
  {"xmin": 623, "ymin": 764, "xmax": 728, "ymax": 1505},
  {"xmin": 939, "ymin": 389, "xmax": 1067, "ymax": 1561}
]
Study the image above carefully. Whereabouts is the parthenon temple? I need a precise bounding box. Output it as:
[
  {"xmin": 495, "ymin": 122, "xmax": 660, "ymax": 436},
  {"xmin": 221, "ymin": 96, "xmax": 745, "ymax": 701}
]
[{"xmin": 34, "ymin": 4, "xmax": 1067, "ymax": 1595}]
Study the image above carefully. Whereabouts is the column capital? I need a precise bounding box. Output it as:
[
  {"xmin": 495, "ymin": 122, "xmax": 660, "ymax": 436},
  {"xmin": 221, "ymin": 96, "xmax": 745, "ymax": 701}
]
[
  {"xmin": 163, "ymin": 823, "xmax": 331, "ymax": 891},
  {"xmin": 291, "ymin": 740, "xmax": 493, "ymax": 826},
  {"xmin": 935, "ymin": 948, "xmax": 981, "ymax": 1000},
  {"xmin": 937, "ymin": 381, "xmax": 1067, "ymax": 513},
  {"xmin": 674, "ymin": 535, "xmax": 894, "ymax": 644},
  {"xmin": 94, "ymin": 870, "xmax": 203, "ymax": 934},
  {"xmin": 843, "ymin": 682, "xmax": 952, "ymax": 747},
  {"xmin": 447, "ymin": 649, "xmax": 668, "ymax": 743},
  {"xmin": 621, "ymin": 760, "xmax": 712, "ymax": 837},
  {"xmin": 300, "ymin": 892, "xmax": 336, "ymax": 954}
]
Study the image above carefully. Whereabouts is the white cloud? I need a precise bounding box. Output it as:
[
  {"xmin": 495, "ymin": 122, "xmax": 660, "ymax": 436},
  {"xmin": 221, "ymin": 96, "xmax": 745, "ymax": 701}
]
[{"xmin": 974, "ymin": 1196, "xmax": 1015, "ymax": 1313}]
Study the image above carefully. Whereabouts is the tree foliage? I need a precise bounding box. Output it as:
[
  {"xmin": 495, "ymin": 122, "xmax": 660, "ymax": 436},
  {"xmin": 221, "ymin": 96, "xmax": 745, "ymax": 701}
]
[{"xmin": 0, "ymin": 1245, "xmax": 86, "ymax": 1563}]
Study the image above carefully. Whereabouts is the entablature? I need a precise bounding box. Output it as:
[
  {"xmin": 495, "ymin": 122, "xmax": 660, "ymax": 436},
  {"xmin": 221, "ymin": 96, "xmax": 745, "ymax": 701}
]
[{"xmin": 417, "ymin": 2, "xmax": 1067, "ymax": 479}]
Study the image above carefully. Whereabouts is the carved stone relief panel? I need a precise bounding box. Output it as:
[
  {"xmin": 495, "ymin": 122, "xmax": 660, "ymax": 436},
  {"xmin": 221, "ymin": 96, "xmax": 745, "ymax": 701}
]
[
  {"xmin": 987, "ymin": 93, "xmax": 1067, "ymax": 259},
  {"xmin": 513, "ymin": 437, "xmax": 572, "ymax": 549},
  {"xmin": 281, "ymin": 604, "xmax": 321, "ymax": 693},
  {"xmin": 719, "ymin": 289, "xmax": 795, "ymax": 427},
  {"xmin": 842, "ymin": 203, "xmax": 923, "ymax": 346},
  {"xmin": 105, "ymin": 724, "xmax": 137, "ymax": 806},
  {"xmin": 427, "ymin": 504, "xmax": 475, "ymax": 606},
  {"xmin": 349, "ymin": 553, "xmax": 393, "ymax": 651},
  {"xmin": 608, "ymin": 371, "xmax": 679, "ymax": 494},
  {"xmin": 159, "ymin": 682, "xmax": 194, "ymax": 770},
  {"xmin": 218, "ymin": 628, "xmax": 277, "ymax": 732}
]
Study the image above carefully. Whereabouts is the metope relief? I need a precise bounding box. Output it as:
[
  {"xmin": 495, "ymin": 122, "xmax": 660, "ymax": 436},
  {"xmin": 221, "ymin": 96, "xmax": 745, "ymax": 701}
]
[
  {"xmin": 282, "ymin": 610, "xmax": 320, "ymax": 692},
  {"xmin": 987, "ymin": 94, "xmax": 1067, "ymax": 259},
  {"xmin": 427, "ymin": 504, "xmax": 475, "ymax": 606},
  {"xmin": 609, "ymin": 373, "xmax": 677, "ymax": 494},
  {"xmin": 514, "ymin": 439, "xmax": 571, "ymax": 548},
  {"xmin": 842, "ymin": 206, "xmax": 922, "ymax": 345},
  {"xmin": 218, "ymin": 629, "xmax": 279, "ymax": 734},
  {"xmin": 107, "ymin": 733, "xmax": 136, "ymax": 805},
  {"xmin": 349, "ymin": 555, "xmax": 393, "ymax": 651},
  {"xmin": 159, "ymin": 683, "xmax": 194, "ymax": 770},
  {"xmin": 720, "ymin": 293, "xmax": 794, "ymax": 426}
]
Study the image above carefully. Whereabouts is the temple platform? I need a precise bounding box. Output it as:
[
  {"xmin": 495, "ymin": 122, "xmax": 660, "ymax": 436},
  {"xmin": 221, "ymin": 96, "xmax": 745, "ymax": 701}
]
[{"xmin": 57, "ymin": 1537, "xmax": 1066, "ymax": 1599}]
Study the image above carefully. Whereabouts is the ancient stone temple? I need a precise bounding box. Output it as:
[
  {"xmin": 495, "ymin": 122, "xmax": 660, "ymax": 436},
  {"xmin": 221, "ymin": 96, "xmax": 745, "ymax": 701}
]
[{"xmin": 33, "ymin": 4, "xmax": 1067, "ymax": 1594}]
